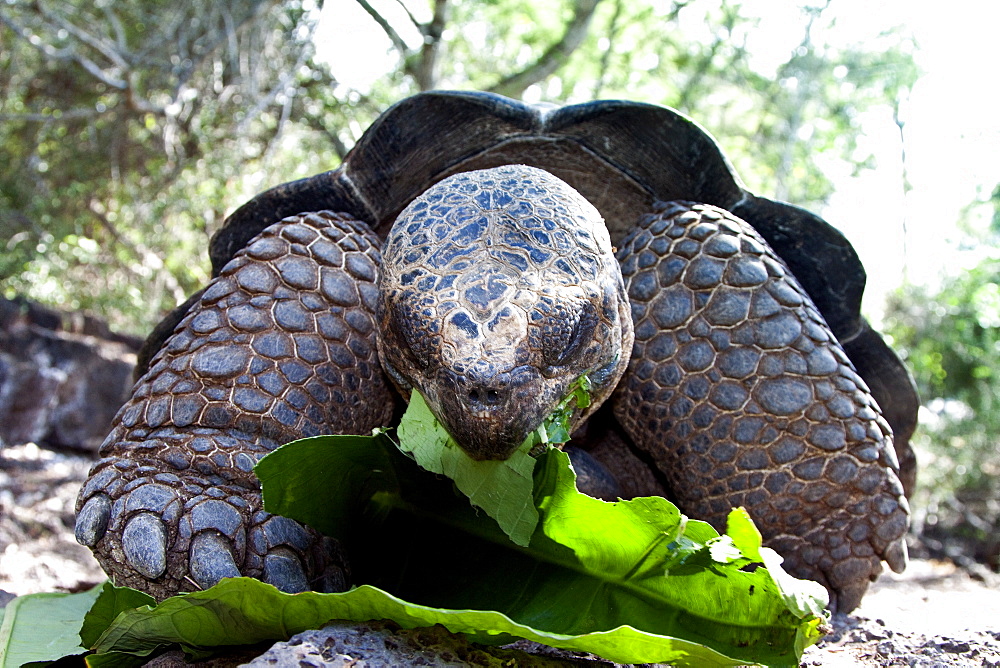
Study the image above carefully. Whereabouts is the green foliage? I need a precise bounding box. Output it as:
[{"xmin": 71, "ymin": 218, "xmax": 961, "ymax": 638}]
[
  {"xmin": 80, "ymin": 575, "xmax": 793, "ymax": 667},
  {"xmin": 532, "ymin": 374, "xmax": 593, "ymax": 445},
  {"xmin": 1, "ymin": 0, "xmax": 331, "ymax": 332},
  {"xmin": 256, "ymin": 431, "xmax": 826, "ymax": 666},
  {"xmin": 884, "ymin": 251, "xmax": 1000, "ymax": 550},
  {"xmin": 888, "ymin": 263, "xmax": 1000, "ymax": 416},
  {"xmin": 2, "ymin": 0, "xmax": 918, "ymax": 335},
  {"xmin": 396, "ymin": 392, "xmax": 540, "ymax": 545},
  {"xmin": 0, "ymin": 583, "xmax": 104, "ymax": 666},
  {"xmin": 78, "ymin": 582, "xmax": 157, "ymax": 651}
]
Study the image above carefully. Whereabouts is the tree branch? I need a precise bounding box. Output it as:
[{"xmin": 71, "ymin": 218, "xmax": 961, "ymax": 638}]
[
  {"xmin": 241, "ymin": 15, "xmax": 319, "ymax": 141},
  {"xmin": 298, "ymin": 107, "xmax": 354, "ymax": 161},
  {"xmin": 415, "ymin": 0, "xmax": 448, "ymax": 90},
  {"xmin": 487, "ymin": 0, "xmax": 602, "ymax": 99},
  {"xmin": 103, "ymin": 5, "xmax": 128, "ymax": 53},
  {"xmin": 0, "ymin": 108, "xmax": 102, "ymax": 122},
  {"xmin": 592, "ymin": 0, "xmax": 623, "ymax": 98},
  {"xmin": 675, "ymin": 33, "xmax": 724, "ymax": 111},
  {"xmin": 36, "ymin": 0, "xmax": 130, "ymax": 69},
  {"xmin": 293, "ymin": 69, "xmax": 374, "ymax": 161},
  {"xmin": 768, "ymin": 0, "xmax": 831, "ymax": 200},
  {"xmin": 675, "ymin": 0, "xmax": 750, "ymax": 112},
  {"xmin": 87, "ymin": 199, "xmax": 184, "ymax": 300},
  {"xmin": 354, "ymin": 0, "xmax": 412, "ymax": 62},
  {"xmin": 391, "ymin": 0, "xmax": 425, "ymax": 35},
  {"xmin": 0, "ymin": 13, "xmax": 128, "ymax": 89},
  {"xmin": 172, "ymin": 0, "xmax": 281, "ymax": 96}
]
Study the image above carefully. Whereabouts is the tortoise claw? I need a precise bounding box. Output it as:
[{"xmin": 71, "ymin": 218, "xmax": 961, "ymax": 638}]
[
  {"xmin": 884, "ymin": 538, "xmax": 909, "ymax": 574},
  {"xmin": 75, "ymin": 493, "xmax": 111, "ymax": 546},
  {"xmin": 189, "ymin": 531, "xmax": 241, "ymax": 589},
  {"xmin": 122, "ymin": 512, "xmax": 168, "ymax": 579},
  {"xmin": 190, "ymin": 499, "xmax": 245, "ymax": 539},
  {"xmin": 263, "ymin": 548, "xmax": 309, "ymax": 593},
  {"xmin": 259, "ymin": 515, "xmax": 312, "ymax": 552}
]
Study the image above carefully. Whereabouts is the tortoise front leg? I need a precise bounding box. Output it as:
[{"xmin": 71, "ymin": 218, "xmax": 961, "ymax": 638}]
[
  {"xmin": 75, "ymin": 211, "xmax": 399, "ymax": 599},
  {"xmin": 612, "ymin": 201, "xmax": 909, "ymax": 613}
]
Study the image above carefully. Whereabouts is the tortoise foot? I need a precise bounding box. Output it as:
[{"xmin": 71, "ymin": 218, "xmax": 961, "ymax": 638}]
[
  {"xmin": 772, "ymin": 523, "xmax": 908, "ymax": 613},
  {"xmin": 76, "ymin": 445, "xmax": 348, "ymax": 600}
]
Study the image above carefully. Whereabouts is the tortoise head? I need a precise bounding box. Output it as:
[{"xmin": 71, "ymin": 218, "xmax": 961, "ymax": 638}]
[{"xmin": 377, "ymin": 165, "xmax": 634, "ymax": 460}]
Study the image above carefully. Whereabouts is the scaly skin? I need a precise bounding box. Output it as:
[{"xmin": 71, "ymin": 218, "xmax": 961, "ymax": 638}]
[
  {"xmin": 613, "ymin": 201, "xmax": 909, "ymax": 612},
  {"xmin": 75, "ymin": 211, "xmax": 398, "ymax": 599}
]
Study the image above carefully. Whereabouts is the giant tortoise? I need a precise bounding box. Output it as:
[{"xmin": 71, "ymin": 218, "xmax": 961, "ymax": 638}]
[{"xmin": 75, "ymin": 90, "xmax": 918, "ymax": 613}]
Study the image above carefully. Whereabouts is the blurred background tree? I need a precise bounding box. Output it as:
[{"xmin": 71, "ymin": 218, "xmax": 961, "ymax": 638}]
[
  {"xmin": 1, "ymin": 0, "xmax": 330, "ymax": 328},
  {"xmin": 2, "ymin": 0, "xmax": 920, "ymax": 332},
  {"xmin": 2, "ymin": 0, "xmax": 997, "ymax": 569},
  {"xmin": 883, "ymin": 187, "xmax": 1000, "ymax": 569}
]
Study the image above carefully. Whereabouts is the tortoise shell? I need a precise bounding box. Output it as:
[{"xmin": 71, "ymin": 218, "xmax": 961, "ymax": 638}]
[{"xmin": 167, "ymin": 90, "xmax": 916, "ymax": 491}]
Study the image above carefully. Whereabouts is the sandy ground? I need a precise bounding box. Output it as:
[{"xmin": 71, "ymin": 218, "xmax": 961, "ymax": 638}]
[
  {"xmin": 2, "ymin": 441, "xmax": 998, "ymax": 667},
  {"xmin": 802, "ymin": 560, "xmax": 1000, "ymax": 667}
]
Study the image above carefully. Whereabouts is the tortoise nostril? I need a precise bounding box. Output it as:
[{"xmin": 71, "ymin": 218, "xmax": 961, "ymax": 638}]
[{"xmin": 467, "ymin": 385, "xmax": 503, "ymax": 407}]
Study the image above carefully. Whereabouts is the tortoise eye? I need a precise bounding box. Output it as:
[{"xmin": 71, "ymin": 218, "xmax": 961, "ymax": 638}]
[
  {"xmin": 541, "ymin": 301, "xmax": 598, "ymax": 367},
  {"xmin": 387, "ymin": 292, "xmax": 436, "ymax": 370}
]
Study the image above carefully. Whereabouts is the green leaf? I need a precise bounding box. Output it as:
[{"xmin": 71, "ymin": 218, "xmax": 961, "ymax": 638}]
[
  {"xmin": 391, "ymin": 375, "xmax": 596, "ymax": 546},
  {"xmin": 396, "ymin": 391, "xmax": 539, "ymax": 546},
  {"xmin": 80, "ymin": 581, "xmax": 156, "ymax": 649},
  {"xmin": 0, "ymin": 584, "xmax": 103, "ymax": 666},
  {"xmin": 724, "ymin": 506, "xmax": 765, "ymax": 562},
  {"xmin": 88, "ymin": 578, "xmax": 744, "ymax": 666},
  {"xmin": 725, "ymin": 508, "xmax": 827, "ymax": 618},
  {"xmin": 257, "ymin": 432, "xmax": 400, "ymax": 547},
  {"xmin": 256, "ymin": 434, "xmax": 827, "ymax": 666},
  {"xmin": 529, "ymin": 375, "xmax": 592, "ymax": 448}
]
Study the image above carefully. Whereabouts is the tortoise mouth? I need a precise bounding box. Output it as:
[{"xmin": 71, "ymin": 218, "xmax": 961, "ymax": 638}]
[{"xmin": 432, "ymin": 365, "xmax": 548, "ymax": 460}]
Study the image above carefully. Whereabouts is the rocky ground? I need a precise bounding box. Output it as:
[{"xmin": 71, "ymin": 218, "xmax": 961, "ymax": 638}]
[{"xmin": 2, "ymin": 440, "xmax": 998, "ymax": 667}]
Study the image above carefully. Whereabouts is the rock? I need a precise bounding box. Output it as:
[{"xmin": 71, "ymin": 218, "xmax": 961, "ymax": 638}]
[
  {"xmin": 0, "ymin": 297, "xmax": 140, "ymax": 451},
  {"xmin": 244, "ymin": 621, "xmax": 609, "ymax": 667}
]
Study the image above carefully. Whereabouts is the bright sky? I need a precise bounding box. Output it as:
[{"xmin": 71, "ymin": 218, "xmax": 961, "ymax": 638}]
[{"xmin": 316, "ymin": 0, "xmax": 1000, "ymax": 320}]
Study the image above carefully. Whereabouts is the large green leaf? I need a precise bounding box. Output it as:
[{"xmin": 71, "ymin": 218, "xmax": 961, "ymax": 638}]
[
  {"xmin": 86, "ymin": 578, "xmax": 751, "ymax": 665},
  {"xmin": 394, "ymin": 378, "xmax": 593, "ymax": 546},
  {"xmin": 75, "ymin": 582, "xmax": 158, "ymax": 668},
  {"xmin": 0, "ymin": 584, "xmax": 103, "ymax": 667},
  {"xmin": 79, "ymin": 581, "xmax": 155, "ymax": 649},
  {"xmin": 396, "ymin": 392, "xmax": 539, "ymax": 546},
  {"xmin": 255, "ymin": 433, "xmax": 827, "ymax": 666}
]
